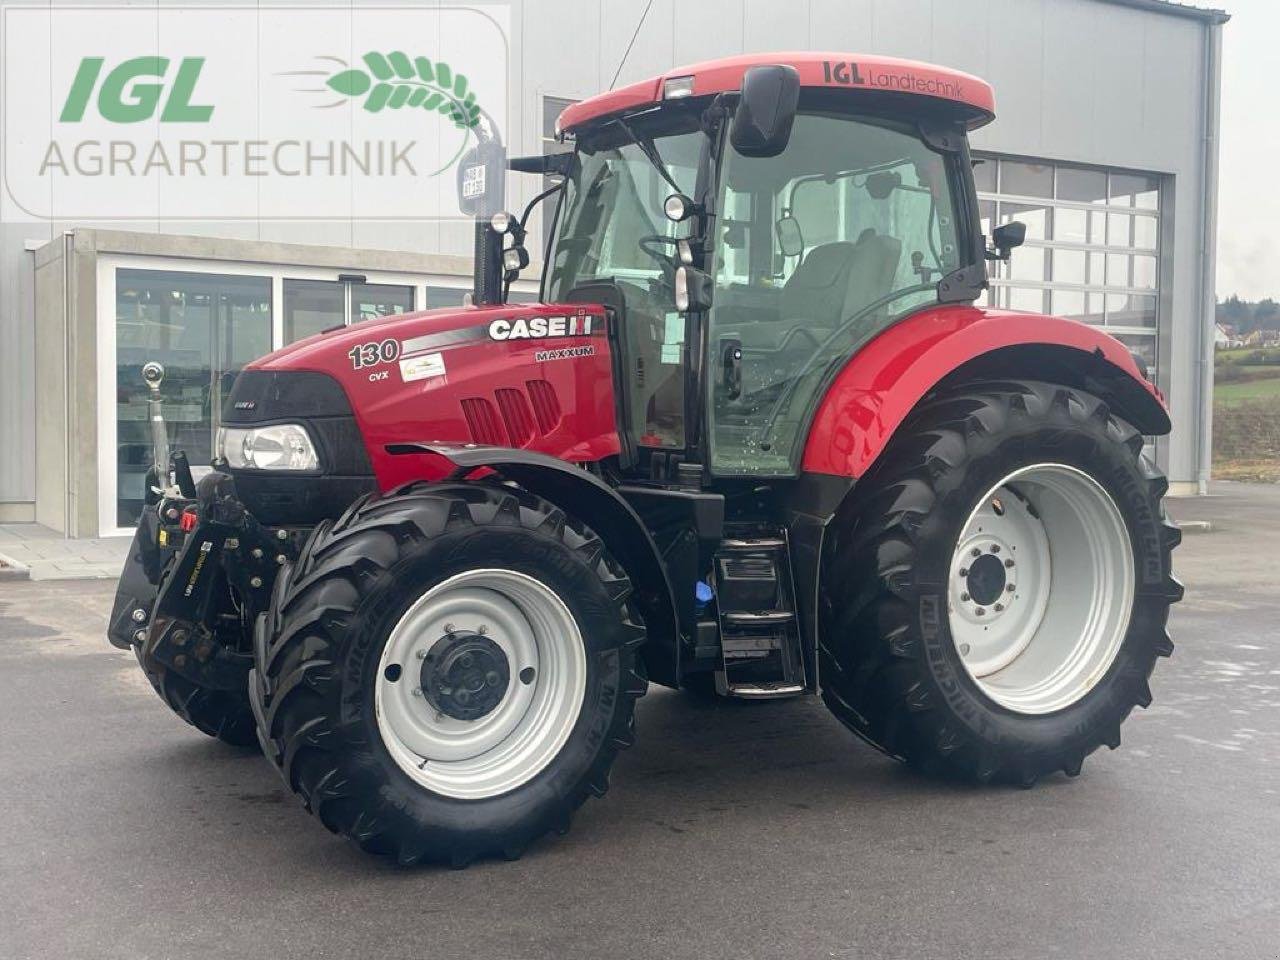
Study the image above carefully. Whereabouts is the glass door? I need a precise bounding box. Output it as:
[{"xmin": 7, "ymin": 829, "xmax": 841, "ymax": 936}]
[
  {"xmin": 284, "ymin": 278, "xmax": 414, "ymax": 343},
  {"xmin": 114, "ymin": 269, "xmax": 271, "ymax": 526}
]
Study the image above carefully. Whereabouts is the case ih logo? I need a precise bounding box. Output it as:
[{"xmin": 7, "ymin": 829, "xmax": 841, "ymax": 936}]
[{"xmin": 488, "ymin": 312, "xmax": 597, "ymax": 341}]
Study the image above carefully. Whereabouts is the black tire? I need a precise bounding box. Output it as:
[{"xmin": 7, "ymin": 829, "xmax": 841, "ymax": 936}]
[
  {"xmin": 819, "ymin": 380, "xmax": 1182, "ymax": 786},
  {"xmin": 249, "ymin": 482, "xmax": 647, "ymax": 866},
  {"xmin": 133, "ymin": 645, "xmax": 258, "ymax": 747}
]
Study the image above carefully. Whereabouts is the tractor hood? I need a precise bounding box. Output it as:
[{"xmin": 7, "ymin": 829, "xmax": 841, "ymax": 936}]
[
  {"xmin": 252, "ymin": 301, "xmax": 600, "ymax": 372},
  {"xmin": 235, "ymin": 301, "xmax": 622, "ymax": 492}
]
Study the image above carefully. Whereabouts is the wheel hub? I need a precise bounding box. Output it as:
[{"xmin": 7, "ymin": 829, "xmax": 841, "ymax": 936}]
[
  {"xmin": 375, "ymin": 569, "xmax": 588, "ymax": 800},
  {"xmin": 947, "ymin": 464, "xmax": 1135, "ymax": 715},
  {"xmin": 420, "ymin": 632, "xmax": 510, "ymax": 721},
  {"xmin": 964, "ymin": 550, "xmax": 1008, "ymax": 607}
]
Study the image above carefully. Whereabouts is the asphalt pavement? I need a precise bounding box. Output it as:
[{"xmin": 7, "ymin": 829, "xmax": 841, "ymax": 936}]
[{"xmin": 0, "ymin": 482, "xmax": 1277, "ymax": 960}]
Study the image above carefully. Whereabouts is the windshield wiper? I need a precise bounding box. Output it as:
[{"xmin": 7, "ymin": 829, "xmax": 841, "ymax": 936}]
[{"xmin": 613, "ymin": 116, "xmax": 685, "ymax": 196}]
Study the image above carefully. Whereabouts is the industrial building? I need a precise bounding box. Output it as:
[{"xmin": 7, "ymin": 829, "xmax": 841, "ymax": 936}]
[{"xmin": 0, "ymin": 0, "xmax": 1228, "ymax": 535}]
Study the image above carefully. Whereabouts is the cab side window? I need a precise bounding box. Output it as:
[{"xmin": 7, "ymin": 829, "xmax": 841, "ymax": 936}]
[{"xmin": 707, "ymin": 112, "xmax": 963, "ymax": 476}]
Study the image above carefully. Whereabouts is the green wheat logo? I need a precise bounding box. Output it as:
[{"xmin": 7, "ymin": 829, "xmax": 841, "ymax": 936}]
[{"xmin": 322, "ymin": 52, "xmax": 480, "ymax": 128}]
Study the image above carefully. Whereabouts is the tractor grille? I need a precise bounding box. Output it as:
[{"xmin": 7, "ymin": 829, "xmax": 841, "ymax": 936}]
[
  {"xmin": 525, "ymin": 379, "xmax": 562, "ymax": 433},
  {"xmin": 460, "ymin": 397, "xmax": 507, "ymax": 446},
  {"xmin": 495, "ymin": 388, "xmax": 536, "ymax": 446}
]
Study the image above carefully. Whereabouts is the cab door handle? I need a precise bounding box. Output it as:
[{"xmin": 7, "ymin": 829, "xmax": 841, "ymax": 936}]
[{"xmin": 722, "ymin": 339, "xmax": 742, "ymax": 400}]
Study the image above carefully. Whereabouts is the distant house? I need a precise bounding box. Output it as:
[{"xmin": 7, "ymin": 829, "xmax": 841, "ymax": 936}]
[
  {"xmin": 1243, "ymin": 329, "xmax": 1280, "ymax": 347},
  {"xmin": 1216, "ymin": 323, "xmax": 1244, "ymax": 349}
]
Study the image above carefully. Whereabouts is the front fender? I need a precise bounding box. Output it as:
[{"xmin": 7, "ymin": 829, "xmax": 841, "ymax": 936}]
[
  {"xmin": 387, "ymin": 443, "xmax": 682, "ymax": 688},
  {"xmin": 802, "ymin": 305, "xmax": 1170, "ymax": 478}
]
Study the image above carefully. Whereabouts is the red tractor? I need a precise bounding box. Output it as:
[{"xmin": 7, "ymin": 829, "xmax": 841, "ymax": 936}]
[{"xmin": 109, "ymin": 53, "xmax": 1181, "ymax": 865}]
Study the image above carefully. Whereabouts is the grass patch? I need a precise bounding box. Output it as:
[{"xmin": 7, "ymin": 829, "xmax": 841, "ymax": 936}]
[
  {"xmin": 1213, "ymin": 459, "xmax": 1280, "ymax": 483},
  {"xmin": 1214, "ymin": 376, "xmax": 1280, "ymax": 404},
  {"xmin": 1214, "ymin": 396, "xmax": 1280, "ymax": 484}
]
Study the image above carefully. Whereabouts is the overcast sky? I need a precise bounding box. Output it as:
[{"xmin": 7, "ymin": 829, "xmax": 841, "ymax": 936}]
[{"xmin": 1216, "ymin": 0, "xmax": 1276, "ymax": 301}]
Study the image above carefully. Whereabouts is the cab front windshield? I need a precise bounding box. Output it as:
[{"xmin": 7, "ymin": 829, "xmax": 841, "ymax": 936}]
[{"xmin": 544, "ymin": 112, "xmax": 703, "ymax": 450}]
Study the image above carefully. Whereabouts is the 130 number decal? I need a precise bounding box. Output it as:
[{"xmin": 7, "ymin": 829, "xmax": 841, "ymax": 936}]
[{"xmin": 347, "ymin": 339, "xmax": 400, "ymax": 369}]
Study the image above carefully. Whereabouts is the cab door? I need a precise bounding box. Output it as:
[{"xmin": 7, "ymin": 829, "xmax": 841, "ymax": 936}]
[{"xmin": 705, "ymin": 110, "xmax": 966, "ymax": 477}]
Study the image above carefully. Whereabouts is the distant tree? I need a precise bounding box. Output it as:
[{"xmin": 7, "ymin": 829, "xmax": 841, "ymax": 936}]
[{"xmin": 1217, "ymin": 296, "xmax": 1280, "ymax": 335}]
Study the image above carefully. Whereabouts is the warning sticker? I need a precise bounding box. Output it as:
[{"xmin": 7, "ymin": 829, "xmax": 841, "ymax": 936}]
[{"xmin": 399, "ymin": 352, "xmax": 446, "ymax": 382}]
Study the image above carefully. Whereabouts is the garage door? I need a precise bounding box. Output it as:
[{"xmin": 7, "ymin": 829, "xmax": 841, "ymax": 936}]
[{"xmin": 973, "ymin": 156, "xmax": 1163, "ymax": 383}]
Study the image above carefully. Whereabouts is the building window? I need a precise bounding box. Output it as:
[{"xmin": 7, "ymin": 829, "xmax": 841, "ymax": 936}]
[
  {"xmin": 283, "ymin": 279, "xmax": 414, "ymax": 343},
  {"xmin": 114, "ymin": 269, "xmax": 271, "ymax": 526},
  {"xmin": 975, "ymin": 155, "xmax": 1164, "ymax": 381}
]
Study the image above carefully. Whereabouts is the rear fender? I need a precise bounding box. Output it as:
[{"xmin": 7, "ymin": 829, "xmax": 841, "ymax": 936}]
[
  {"xmin": 802, "ymin": 306, "xmax": 1170, "ymax": 479},
  {"xmin": 387, "ymin": 443, "xmax": 682, "ymax": 688}
]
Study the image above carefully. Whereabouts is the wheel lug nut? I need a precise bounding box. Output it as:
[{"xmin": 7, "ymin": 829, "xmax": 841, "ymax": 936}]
[
  {"xmin": 412, "ymin": 687, "xmax": 424, "ymax": 697},
  {"xmin": 959, "ymin": 567, "xmax": 968, "ymax": 577},
  {"xmin": 960, "ymin": 592, "xmax": 970, "ymax": 602},
  {"xmin": 416, "ymin": 649, "xmax": 428, "ymax": 660},
  {"xmin": 994, "ymin": 603, "xmax": 1004, "ymax": 612},
  {"xmin": 990, "ymin": 544, "xmax": 1000, "ymax": 553},
  {"xmin": 486, "ymin": 671, "xmax": 500, "ymax": 686},
  {"xmin": 975, "ymin": 607, "xmax": 986, "ymax": 616},
  {"xmin": 477, "ymin": 624, "xmax": 488, "ymax": 635},
  {"xmin": 444, "ymin": 623, "xmax": 455, "ymax": 634},
  {"xmin": 1004, "ymin": 559, "xmax": 1015, "ymax": 569},
  {"xmin": 959, "ymin": 643, "xmax": 971, "ymax": 655},
  {"xmin": 1006, "ymin": 583, "xmax": 1016, "ymax": 593},
  {"xmin": 971, "ymin": 548, "xmax": 981, "ymax": 558}
]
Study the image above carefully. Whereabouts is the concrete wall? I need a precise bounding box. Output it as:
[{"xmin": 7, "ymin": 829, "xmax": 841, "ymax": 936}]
[{"xmin": 0, "ymin": 0, "xmax": 1221, "ymax": 512}]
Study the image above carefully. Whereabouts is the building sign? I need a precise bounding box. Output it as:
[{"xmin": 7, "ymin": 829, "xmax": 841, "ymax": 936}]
[{"xmin": 0, "ymin": 3, "xmax": 509, "ymax": 222}]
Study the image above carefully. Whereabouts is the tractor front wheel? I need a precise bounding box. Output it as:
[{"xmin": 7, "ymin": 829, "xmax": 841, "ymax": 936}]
[
  {"xmin": 820, "ymin": 380, "xmax": 1182, "ymax": 785},
  {"xmin": 250, "ymin": 482, "xmax": 646, "ymax": 865}
]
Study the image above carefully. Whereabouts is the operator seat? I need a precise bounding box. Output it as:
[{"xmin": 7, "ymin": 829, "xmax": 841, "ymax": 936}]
[{"xmin": 780, "ymin": 229, "xmax": 902, "ymax": 333}]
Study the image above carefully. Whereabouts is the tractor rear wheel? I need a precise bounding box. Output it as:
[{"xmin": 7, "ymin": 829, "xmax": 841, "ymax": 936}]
[
  {"xmin": 820, "ymin": 380, "xmax": 1181, "ymax": 785},
  {"xmin": 250, "ymin": 482, "xmax": 646, "ymax": 865}
]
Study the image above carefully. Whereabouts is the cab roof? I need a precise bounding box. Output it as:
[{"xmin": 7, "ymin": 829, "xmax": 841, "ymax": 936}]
[{"xmin": 557, "ymin": 52, "xmax": 996, "ymax": 135}]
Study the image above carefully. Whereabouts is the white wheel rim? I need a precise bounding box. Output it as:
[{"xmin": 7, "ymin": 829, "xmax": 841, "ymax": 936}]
[
  {"xmin": 947, "ymin": 463, "xmax": 1135, "ymax": 715},
  {"xmin": 374, "ymin": 569, "xmax": 587, "ymax": 800}
]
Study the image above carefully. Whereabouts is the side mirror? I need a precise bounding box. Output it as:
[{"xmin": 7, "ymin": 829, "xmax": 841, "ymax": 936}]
[
  {"xmin": 987, "ymin": 221, "xmax": 1027, "ymax": 261},
  {"xmin": 729, "ymin": 64, "xmax": 800, "ymax": 159},
  {"xmin": 776, "ymin": 215, "xmax": 804, "ymax": 258},
  {"xmin": 674, "ymin": 265, "xmax": 713, "ymax": 313},
  {"xmin": 507, "ymin": 152, "xmax": 573, "ymax": 177}
]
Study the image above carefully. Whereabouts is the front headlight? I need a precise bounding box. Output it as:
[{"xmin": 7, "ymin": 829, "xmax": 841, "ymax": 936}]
[{"xmin": 216, "ymin": 424, "xmax": 319, "ymax": 471}]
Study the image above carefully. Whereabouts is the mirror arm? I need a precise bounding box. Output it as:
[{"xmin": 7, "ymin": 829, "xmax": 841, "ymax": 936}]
[{"xmin": 517, "ymin": 181, "xmax": 563, "ymax": 235}]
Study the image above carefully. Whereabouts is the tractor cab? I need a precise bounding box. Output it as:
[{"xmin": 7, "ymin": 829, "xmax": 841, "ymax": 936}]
[{"xmin": 492, "ymin": 54, "xmax": 1004, "ymax": 478}]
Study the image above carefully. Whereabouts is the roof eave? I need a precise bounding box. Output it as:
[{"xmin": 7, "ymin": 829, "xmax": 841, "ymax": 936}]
[{"xmin": 1097, "ymin": 0, "xmax": 1230, "ymax": 25}]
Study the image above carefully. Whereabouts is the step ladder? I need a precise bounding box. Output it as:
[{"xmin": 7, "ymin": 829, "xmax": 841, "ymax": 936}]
[{"xmin": 712, "ymin": 530, "xmax": 806, "ymax": 699}]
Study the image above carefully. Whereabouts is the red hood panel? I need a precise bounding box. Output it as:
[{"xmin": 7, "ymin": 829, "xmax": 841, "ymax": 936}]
[{"xmin": 251, "ymin": 302, "xmax": 620, "ymax": 490}]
